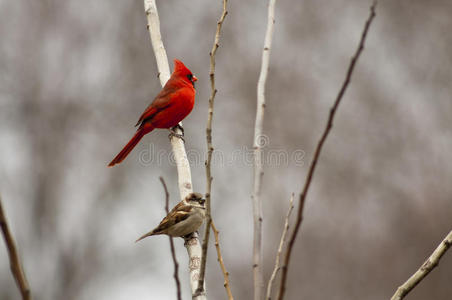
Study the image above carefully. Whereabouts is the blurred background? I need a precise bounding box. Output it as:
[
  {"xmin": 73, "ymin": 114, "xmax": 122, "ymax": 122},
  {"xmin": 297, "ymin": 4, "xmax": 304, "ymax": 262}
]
[{"xmin": 1, "ymin": 0, "xmax": 451, "ymax": 299}]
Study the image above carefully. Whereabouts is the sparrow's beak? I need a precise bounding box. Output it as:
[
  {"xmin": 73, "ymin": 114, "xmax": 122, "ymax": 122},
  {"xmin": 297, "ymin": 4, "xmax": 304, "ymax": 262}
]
[{"xmin": 199, "ymin": 199, "xmax": 206, "ymax": 206}]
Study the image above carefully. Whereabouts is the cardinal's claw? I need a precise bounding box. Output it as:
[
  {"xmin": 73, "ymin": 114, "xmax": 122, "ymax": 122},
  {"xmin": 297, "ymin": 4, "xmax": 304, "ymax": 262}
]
[
  {"xmin": 168, "ymin": 131, "xmax": 185, "ymax": 143},
  {"xmin": 168, "ymin": 132, "xmax": 185, "ymax": 142},
  {"xmin": 173, "ymin": 124, "xmax": 185, "ymax": 136},
  {"xmin": 168, "ymin": 126, "xmax": 185, "ymax": 142}
]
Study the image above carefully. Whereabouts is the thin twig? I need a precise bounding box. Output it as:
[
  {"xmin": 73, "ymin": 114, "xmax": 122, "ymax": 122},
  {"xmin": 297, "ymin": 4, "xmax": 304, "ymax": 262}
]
[
  {"xmin": 0, "ymin": 195, "xmax": 31, "ymax": 300},
  {"xmin": 159, "ymin": 177, "xmax": 181, "ymax": 300},
  {"xmin": 266, "ymin": 194, "xmax": 294, "ymax": 300},
  {"xmin": 144, "ymin": 1, "xmax": 202, "ymax": 298},
  {"xmin": 211, "ymin": 221, "xmax": 234, "ymax": 300},
  {"xmin": 160, "ymin": 177, "xmax": 171, "ymax": 215},
  {"xmin": 276, "ymin": 3, "xmax": 377, "ymax": 300},
  {"xmin": 253, "ymin": 0, "xmax": 277, "ymax": 299},
  {"xmin": 390, "ymin": 229, "xmax": 452, "ymax": 300},
  {"xmin": 197, "ymin": 0, "xmax": 228, "ymax": 297}
]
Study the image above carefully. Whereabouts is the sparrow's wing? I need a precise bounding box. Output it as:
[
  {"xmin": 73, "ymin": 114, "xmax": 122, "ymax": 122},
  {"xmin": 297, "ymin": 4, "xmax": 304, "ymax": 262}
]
[
  {"xmin": 135, "ymin": 202, "xmax": 193, "ymax": 242},
  {"xmin": 152, "ymin": 203, "xmax": 192, "ymax": 234}
]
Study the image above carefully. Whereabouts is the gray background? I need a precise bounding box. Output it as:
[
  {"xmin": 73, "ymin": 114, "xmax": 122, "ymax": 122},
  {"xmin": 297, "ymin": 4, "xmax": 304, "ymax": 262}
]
[{"xmin": 1, "ymin": 0, "xmax": 451, "ymax": 299}]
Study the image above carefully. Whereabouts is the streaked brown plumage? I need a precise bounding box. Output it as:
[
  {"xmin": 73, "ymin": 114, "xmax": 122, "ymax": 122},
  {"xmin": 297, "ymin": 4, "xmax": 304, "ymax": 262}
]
[{"xmin": 136, "ymin": 193, "xmax": 206, "ymax": 241}]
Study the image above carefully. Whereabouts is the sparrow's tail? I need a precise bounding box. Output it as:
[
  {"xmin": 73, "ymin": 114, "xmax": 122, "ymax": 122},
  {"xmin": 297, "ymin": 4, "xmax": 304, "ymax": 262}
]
[
  {"xmin": 135, "ymin": 231, "xmax": 156, "ymax": 243},
  {"xmin": 108, "ymin": 126, "xmax": 153, "ymax": 167}
]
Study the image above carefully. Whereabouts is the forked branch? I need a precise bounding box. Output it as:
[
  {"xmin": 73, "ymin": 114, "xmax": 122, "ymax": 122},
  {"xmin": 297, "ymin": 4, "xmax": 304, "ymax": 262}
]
[
  {"xmin": 276, "ymin": 2, "xmax": 377, "ymax": 299},
  {"xmin": 266, "ymin": 194, "xmax": 294, "ymax": 300},
  {"xmin": 197, "ymin": 0, "xmax": 228, "ymax": 297}
]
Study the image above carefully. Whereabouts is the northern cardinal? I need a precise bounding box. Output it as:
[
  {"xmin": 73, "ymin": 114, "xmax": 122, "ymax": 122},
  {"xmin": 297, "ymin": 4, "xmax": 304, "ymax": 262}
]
[
  {"xmin": 108, "ymin": 59, "xmax": 197, "ymax": 167},
  {"xmin": 136, "ymin": 193, "xmax": 206, "ymax": 241}
]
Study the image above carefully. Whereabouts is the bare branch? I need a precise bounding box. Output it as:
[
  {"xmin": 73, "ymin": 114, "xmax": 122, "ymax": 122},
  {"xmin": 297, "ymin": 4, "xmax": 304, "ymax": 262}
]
[
  {"xmin": 144, "ymin": 1, "xmax": 202, "ymax": 298},
  {"xmin": 144, "ymin": 0, "xmax": 170, "ymax": 87},
  {"xmin": 144, "ymin": 0, "xmax": 193, "ymax": 199},
  {"xmin": 266, "ymin": 194, "xmax": 294, "ymax": 300},
  {"xmin": 211, "ymin": 221, "xmax": 234, "ymax": 300},
  {"xmin": 276, "ymin": 2, "xmax": 377, "ymax": 300},
  {"xmin": 197, "ymin": 0, "xmax": 228, "ymax": 296},
  {"xmin": 160, "ymin": 177, "xmax": 171, "ymax": 214},
  {"xmin": 184, "ymin": 232, "xmax": 204, "ymax": 298},
  {"xmin": 391, "ymin": 229, "xmax": 452, "ymax": 300},
  {"xmin": 0, "ymin": 195, "xmax": 31, "ymax": 300},
  {"xmin": 253, "ymin": 0, "xmax": 278, "ymax": 299},
  {"xmin": 160, "ymin": 177, "xmax": 181, "ymax": 300}
]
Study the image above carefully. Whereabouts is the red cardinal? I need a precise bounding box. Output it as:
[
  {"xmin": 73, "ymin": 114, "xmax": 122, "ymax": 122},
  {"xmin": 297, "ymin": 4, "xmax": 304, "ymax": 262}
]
[{"xmin": 108, "ymin": 59, "xmax": 197, "ymax": 167}]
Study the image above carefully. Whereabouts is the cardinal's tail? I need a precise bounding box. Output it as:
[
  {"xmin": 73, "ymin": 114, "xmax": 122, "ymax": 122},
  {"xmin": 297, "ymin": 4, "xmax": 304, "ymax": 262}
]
[{"xmin": 108, "ymin": 127, "xmax": 153, "ymax": 167}]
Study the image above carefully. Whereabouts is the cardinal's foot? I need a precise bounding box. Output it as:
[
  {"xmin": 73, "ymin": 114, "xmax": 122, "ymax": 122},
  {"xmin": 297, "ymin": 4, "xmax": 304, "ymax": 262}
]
[
  {"xmin": 173, "ymin": 124, "xmax": 185, "ymax": 136},
  {"xmin": 168, "ymin": 132, "xmax": 185, "ymax": 142},
  {"xmin": 168, "ymin": 126, "xmax": 185, "ymax": 142}
]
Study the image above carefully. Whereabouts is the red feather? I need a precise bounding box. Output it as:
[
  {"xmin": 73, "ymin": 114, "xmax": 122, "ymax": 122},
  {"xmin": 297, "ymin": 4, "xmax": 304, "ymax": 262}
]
[{"xmin": 108, "ymin": 59, "xmax": 197, "ymax": 167}]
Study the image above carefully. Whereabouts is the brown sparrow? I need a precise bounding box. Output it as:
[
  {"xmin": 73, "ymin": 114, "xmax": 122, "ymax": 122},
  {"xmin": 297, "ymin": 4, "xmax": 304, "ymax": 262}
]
[{"xmin": 136, "ymin": 193, "xmax": 206, "ymax": 241}]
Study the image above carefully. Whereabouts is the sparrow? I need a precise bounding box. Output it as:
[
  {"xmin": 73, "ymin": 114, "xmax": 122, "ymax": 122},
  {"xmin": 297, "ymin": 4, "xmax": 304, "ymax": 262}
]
[{"xmin": 136, "ymin": 193, "xmax": 206, "ymax": 241}]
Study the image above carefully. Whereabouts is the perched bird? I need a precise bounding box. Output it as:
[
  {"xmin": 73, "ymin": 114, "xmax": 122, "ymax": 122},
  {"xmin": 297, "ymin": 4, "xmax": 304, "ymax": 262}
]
[
  {"xmin": 108, "ymin": 59, "xmax": 197, "ymax": 167},
  {"xmin": 136, "ymin": 193, "xmax": 206, "ymax": 241}
]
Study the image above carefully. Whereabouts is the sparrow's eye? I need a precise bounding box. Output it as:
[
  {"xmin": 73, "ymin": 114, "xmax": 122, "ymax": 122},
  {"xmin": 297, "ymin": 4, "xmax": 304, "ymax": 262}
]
[{"xmin": 187, "ymin": 74, "xmax": 193, "ymax": 81}]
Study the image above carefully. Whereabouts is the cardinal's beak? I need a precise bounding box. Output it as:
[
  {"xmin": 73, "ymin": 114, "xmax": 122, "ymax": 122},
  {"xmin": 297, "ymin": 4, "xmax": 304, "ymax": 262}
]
[{"xmin": 192, "ymin": 75, "xmax": 198, "ymax": 82}]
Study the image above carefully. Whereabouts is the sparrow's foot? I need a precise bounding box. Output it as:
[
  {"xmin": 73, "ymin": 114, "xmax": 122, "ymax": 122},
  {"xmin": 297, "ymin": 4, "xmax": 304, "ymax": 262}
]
[
  {"xmin": 194, "ymin": 287, "xmax": 206, "ymax": 298},
  {"xmin": 168, "ymin": 126, "xmax": 185, "ymax": 142},
  {"xmin": 183, "ymin": 232, "xmax": 195, "ymax": 245}
]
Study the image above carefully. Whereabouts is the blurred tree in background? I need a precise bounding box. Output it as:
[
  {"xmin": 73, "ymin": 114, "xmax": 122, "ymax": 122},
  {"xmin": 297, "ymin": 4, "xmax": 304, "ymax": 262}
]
[{"xmin": 0, "ymin": 1, "xmax": 451, "ymax": 299}]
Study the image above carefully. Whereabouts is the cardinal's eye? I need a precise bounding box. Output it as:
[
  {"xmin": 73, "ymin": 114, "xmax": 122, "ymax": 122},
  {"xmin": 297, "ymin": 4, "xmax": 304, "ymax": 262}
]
[{"xmin": 187, "ymin": 74, "xmax": 193, "ymax": 81}]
